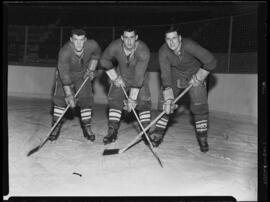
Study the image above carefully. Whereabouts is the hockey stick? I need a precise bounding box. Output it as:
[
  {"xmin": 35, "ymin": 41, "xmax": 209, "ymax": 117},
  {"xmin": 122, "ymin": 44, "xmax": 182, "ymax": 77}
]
[
  {"xmin": 27, "ymin": 76, "xmax": 90, "ymax": 157},
  {"xmin": 117, "ymin": 86, "xmax": 163, "ymax": 167},
  {"xmin": 103, "ymin": 84, "xmax": 192, "ymax": 156}
]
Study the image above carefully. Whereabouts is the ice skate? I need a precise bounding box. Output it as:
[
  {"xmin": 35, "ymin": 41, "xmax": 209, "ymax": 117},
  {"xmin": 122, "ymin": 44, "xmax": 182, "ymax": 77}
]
[
  {"xmin": 81, "ymin": 123, "xmax": 95, "ymax": 142},
  {"xmin": 197, "ymin": 133, "xmax": 209, "ymax": 153},
  {"xmin": 150, "ymin": 128, "xmax": 165, "ymax": 147},
  {"xmin": 103, "ymin": 126, "xmax": 118, "ymax": 144}
]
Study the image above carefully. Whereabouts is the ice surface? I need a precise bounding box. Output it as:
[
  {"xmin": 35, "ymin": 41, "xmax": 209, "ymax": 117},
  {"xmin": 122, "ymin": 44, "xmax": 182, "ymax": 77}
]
[{"xmin": 7, "ymin": 97, "xmax": 257, "ymax": 200}]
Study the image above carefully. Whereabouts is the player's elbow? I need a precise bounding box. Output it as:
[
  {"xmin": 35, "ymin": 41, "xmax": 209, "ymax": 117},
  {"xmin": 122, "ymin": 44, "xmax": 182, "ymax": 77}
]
[
  {"xmin": 204, "ymin": 56, "xmax": 217, "ymax": 71},
  {"xmin": 211, "ymin": 57, "xmax": 218, "ymax": 70},
  {"xmin": 60, "ymin": 75, "xmax": 72, "ymax": 86},
  {"xmin": 99, "ymin": 58, "xmax": 106, "ymax": 67},
  {"xmin": 100, "ymin": 59, "xmax": 113, "ymax": 70}
]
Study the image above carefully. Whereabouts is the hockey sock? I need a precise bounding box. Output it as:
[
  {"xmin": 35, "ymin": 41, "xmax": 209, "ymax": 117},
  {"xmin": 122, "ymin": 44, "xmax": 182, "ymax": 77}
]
[{"xmin": 109, "ymin": 108, "xmax": 122, "ymax": 122}]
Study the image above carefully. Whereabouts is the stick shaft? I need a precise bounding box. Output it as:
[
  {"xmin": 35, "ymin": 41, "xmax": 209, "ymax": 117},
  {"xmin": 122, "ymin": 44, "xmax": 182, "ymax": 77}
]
[
  {"xmin": 121, "ymin": 86, "xmax": 162, "ymax": 167},
  {"xmin": 27, "ymin": 76, "xmax": 90, "ymax": 156},
  {"xmin": 121, "ymin": 86, "xmax": 154, "ymax": 149},
  {"xmin": 119, "ymin": 84, "xmax": 192, "ymax": 153}
]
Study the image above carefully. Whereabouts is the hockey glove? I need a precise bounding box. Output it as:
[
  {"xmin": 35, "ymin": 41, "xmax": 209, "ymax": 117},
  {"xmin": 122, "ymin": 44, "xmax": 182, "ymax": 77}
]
[
  {"xmin": 163, "ymin": 87, "xmax": 178, "ymax": 115},
  {"xmin": 114, "ymin": 75, "xmax": 125, "ymax": 87},
  {"xmin": 84, "ymin": 59, "xmax": 98, "ymax": 80},
  {"xmin": 123, "ymin": 88, "xmax": 139, "ymax": 112},
  {"xmin": 63, "ymin": 85, "xmax": 77, "ymax": 108},
  {"xmin": 83, "ymin": 69, "xmax": 95, "ymax": 80},
  {"xmin": 106, "ymin": 68, "xmax": 126, "ymax": 87},
  {"xmin": 189, "ymin": 68, "xmax": 209, "ymax": 87}
]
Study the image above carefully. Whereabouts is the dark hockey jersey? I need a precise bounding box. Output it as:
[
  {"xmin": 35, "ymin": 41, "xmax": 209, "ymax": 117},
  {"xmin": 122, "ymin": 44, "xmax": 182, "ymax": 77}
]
[
  {"xmin": 159, "ymin": 38, "xmax": 217, "ymax": 88},
  {"xmin": 100, "ymin": 38, "xmax": 150, "ymax": 88},
  {"xmin": 57, "ymin": 39, "xmax": 101, "ymax": 85}
]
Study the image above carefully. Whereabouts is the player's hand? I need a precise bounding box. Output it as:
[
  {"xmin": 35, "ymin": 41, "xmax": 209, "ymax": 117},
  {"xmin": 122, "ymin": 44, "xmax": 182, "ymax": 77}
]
[
  {"xmin": 65, "ymin": 95, "xmax": 77, "ymax": 108},
  {"xmin": 163, "ymin": 99, "xmax": 178, "ymax": 115},
  {"xmin": 123, "ymin": 98, "xmax": 137, "ymax": 112},
  {"xmin": 84, "ymin": 69, "xmax": 95, "ymax": 80},
  {"xmin": 113, "ymin": 75, "xmax": 126, "ymax": 87},
  {"xmin": 189, "ymin": 74, "xmax": 204, "ymax": 87}
]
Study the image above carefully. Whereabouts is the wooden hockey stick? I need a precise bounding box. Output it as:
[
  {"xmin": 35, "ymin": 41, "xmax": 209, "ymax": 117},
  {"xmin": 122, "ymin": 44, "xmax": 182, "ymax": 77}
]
[
  {"xmin": 27, "ymin": 76, "xmax": 90, "ymax": 157},
  {"xmin": 120, "ymin": 86, "xmax": 163, "ymax": 167},
  {"xmin": 102, "ymin": 84, "xmax": 192, "ymax": 156}
]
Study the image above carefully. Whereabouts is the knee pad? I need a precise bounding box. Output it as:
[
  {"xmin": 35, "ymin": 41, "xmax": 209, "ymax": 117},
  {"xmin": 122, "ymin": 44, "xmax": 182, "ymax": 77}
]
[
  {"xmin": 190, "ymin": 103, "xmax": 209, "ymax": 115},
  {"xmin": 108, "ymin": 99, "xmax": 124, "ymax": 110},
  {"xmin": 137, "ymin": 100, "xmax": 152, "ymax": 111},
  {"xmin": 52, "ymin": 96, "xmax": 66, "ymax": 107},
  {"xmin": 77, "ymin": 97, "xmax": 93, "ymax": 108}
]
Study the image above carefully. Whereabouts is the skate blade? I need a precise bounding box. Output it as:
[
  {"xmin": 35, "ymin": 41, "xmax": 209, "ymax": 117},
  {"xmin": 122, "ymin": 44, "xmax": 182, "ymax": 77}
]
[{"xmin": 102, "ymin": 149, "xmax": 120, "ymax": 155}]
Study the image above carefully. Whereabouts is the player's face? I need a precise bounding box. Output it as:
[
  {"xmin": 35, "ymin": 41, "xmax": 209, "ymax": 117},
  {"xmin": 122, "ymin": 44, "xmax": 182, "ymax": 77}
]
[
  {"xmin": 121, "ymin": 31, "xmax": 138, "ymax": 50},
  {"xmin": 165, "ymin": 31, "xmax": 181, "ymax": 51},
  {"xmin": 70, "ymin": 34, "xmax": 86, "ymax": 52}
]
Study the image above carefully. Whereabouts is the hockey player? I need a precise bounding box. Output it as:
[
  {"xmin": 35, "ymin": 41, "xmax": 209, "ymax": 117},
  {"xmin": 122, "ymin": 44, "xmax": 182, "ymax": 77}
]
[
  {"xmin": 151, "ymin": 25, "xmax": 217, "ymax": 152},
  {"xmin": 100, "ymin": 26, "xmax": 151, "ymax": 144},
  {"xmin": 49, "ymin": 29, "xmax": 101, "ymax": 142}
]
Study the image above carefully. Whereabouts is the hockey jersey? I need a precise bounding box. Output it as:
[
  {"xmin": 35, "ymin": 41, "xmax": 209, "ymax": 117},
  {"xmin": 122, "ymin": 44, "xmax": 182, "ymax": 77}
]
[
  {"xmin": 159, "ymin": 38, "xmax": 217, "ymax": 88},
  {"xmin": 100, "ymin": 38, "xmax": 150, "ymax": 88},
  {"xmin": 57, "ymin": 39, "xmax": 101, "ymax": 85}
]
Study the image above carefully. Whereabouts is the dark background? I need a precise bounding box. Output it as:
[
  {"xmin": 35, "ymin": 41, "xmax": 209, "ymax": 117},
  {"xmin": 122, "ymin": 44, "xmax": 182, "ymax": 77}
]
[
  {"xmin": 4, "ymin": 2, "xmax": 262, "ymax": 72},
  {"xmin": 6, "ymin": 2, "xmax": 258, "ymax": 26}
]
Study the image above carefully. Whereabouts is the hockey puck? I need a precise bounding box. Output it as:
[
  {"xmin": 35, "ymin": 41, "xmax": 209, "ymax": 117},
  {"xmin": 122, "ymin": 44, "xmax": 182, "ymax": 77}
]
[{"xmin": 72, "ymin": 172, "xmax": 82, "ymax": 177}]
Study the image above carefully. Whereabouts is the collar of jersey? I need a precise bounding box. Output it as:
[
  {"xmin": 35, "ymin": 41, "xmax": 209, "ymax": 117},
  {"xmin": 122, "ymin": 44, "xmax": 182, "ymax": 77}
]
[
  {"xmin": 123, "ymin": 41, "xmax": 139, "ymax": 57},
  {"xmin": 173, "ymin": 42, "xmax": 182, "ymax": 56},
  {"xmin": 69, "ymin": 43, "xmax": 84, "ymax": 57}
]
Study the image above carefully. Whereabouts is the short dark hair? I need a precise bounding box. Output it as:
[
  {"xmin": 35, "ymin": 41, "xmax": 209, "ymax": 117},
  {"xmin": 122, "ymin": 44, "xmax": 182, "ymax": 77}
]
[
  {"xmin": 122, "ymin": 26, "xmax": 137, "ymax": 35},
  {"xmin": 70, "ymin": 29, "xmax": 86, "ymax": 37},
  {"xmin": 165, "ymin": 25, "xmax": 180, "ymax": 36}
]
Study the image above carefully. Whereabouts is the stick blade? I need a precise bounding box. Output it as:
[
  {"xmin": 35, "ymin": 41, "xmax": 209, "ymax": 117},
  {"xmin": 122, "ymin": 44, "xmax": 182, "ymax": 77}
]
[
  {"xmin": 102, "ymin": 149, "xmax": 120, "ymax": 155},
  {"xmin": 27, "ymin": 146, "xmax": 40, "ymax": 157}
]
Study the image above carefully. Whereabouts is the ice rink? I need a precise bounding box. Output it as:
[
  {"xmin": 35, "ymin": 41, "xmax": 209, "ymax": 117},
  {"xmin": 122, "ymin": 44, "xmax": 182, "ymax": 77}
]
[{"xmin": 7, "ymin": 96, "xmax": 257, "ymax": 201}]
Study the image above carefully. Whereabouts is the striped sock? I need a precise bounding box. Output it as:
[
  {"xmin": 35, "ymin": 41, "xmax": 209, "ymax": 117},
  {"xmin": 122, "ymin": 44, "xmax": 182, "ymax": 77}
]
[
  {"xmin": 139, "ymin": 110, "xmax": 151, "ymax": 126},
  {"xmin": 195, "ymin": 119, "xmax": 208, "ymax": 134},
  {"xmin": 80, "ymin": 108, "xmax": 92, "ymax": 124},
  {"xmin": 109, "ymin": 108, "xmax": 122, "ymax": 122},
  {"xmin": 53, "ymin": 105, "xmax": 65, "ymax": 118},
  {"xmin": 155, "ymin": 116, "xmax": 169, "ymax": 131}
]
